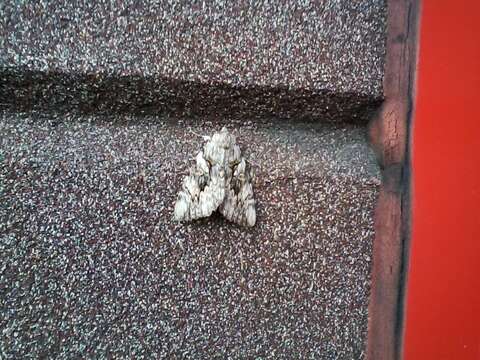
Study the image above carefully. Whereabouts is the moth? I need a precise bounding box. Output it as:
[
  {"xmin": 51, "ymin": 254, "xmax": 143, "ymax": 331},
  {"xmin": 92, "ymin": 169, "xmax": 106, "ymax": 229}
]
[{"xmin": 174, "ymin": 127, "xmax": 256, "ymax": 227}]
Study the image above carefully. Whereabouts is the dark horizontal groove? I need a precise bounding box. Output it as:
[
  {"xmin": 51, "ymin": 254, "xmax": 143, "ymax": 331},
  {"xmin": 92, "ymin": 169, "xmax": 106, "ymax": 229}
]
[{"xmin": 0, "ymin": 67, "xmax": 383, "ymax": 123}]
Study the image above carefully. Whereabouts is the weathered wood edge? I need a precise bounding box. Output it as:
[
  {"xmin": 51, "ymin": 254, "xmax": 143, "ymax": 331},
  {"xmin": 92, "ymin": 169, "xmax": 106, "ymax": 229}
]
[{"xmin": 366, "ymin": 1, "xmax": 420, "ymax": 359}]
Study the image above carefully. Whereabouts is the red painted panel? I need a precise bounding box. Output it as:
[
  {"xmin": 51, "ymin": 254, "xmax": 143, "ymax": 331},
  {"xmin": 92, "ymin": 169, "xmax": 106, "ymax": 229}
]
[{"xmin": 404, "ymin": 1, "xmax": 480, "ymax": 359}]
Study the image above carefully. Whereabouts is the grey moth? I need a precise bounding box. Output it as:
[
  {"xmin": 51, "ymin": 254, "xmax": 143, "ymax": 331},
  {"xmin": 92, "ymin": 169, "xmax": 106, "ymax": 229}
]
[{"xmin": 174, "ymin": 127, "xmax": 256, "ymax": 227}]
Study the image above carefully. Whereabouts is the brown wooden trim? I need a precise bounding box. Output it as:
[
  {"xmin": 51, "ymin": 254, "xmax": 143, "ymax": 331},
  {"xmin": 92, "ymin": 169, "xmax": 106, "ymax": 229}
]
[{"xmin": 366, "ymin": 1, "xmax": 420, "ymax": 359}]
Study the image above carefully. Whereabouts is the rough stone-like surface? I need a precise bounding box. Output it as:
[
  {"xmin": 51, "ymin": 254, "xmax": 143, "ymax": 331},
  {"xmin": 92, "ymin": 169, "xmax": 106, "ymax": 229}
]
[
  {"xmin": 0, "ymin": 0, "xmax": 386, "ymax": 121},
  {"xmin": 0, "ymin": 111, "xmax": 380, "ymax": 359}
]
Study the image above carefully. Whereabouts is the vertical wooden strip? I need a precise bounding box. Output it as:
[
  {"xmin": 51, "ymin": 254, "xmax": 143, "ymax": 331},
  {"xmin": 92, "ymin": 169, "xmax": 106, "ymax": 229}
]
[{"xmin": 366, "ymin": 1, "xmax": 420, "ymax": 359}]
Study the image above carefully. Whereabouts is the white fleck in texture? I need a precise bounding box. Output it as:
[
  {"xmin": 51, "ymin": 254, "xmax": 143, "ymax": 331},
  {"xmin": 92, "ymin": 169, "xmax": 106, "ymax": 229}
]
[{"xmin": 174, "ymin": 127, "xmax": 256, "ymax": 227}]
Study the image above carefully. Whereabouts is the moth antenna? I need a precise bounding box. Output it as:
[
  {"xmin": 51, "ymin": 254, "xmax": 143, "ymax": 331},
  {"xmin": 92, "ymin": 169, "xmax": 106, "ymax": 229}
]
[{"xmin": 189, "ymin": 128, "xmax": 210, "ymax": 141}]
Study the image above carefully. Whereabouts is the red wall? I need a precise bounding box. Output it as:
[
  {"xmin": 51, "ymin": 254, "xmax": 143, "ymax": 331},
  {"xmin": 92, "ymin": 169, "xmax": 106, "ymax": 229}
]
[{"xmin": 404, "ymin": 1, "xmax": 480, "ymax": 359}]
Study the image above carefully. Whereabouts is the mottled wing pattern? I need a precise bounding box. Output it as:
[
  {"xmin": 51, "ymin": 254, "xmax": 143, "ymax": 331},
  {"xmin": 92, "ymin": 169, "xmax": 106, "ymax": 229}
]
[
  {"xmin": 219, "ymin": 159, "xmax": 256, "ymax": 227},
  {"xmin": 174, "ymin": 127, "xmax": 256, "ymax": 227}
]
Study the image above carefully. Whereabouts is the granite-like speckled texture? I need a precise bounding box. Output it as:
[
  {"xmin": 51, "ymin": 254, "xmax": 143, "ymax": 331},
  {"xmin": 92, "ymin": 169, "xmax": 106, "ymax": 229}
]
[
  {"xmin": 0, "ymin": 0, "xmax": 386, "ymax": 121},
  {"xmin": 0, "ymin": 0, "xmax": 386, "ymax": 357},
  {"xmin": 0, "ymin": 112, "xmax": 380, "ymax": 359},
  {"xmin": 0, "ymin": 0, "xmax": 386, "ymax": 93}
]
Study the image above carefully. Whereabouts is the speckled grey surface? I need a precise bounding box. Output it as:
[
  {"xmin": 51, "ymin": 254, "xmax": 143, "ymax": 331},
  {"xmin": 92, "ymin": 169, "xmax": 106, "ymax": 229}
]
[
  {"xmin": 0, "ymin": 0, "xmax": 386, "ymax": 121},
  {"xmin": 0, "ymin": 0, "xmax": 386, "ymax": 357},
  {"xmin": 0, "ymin": 112, "xmax": 380, "ymax": 359}
]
